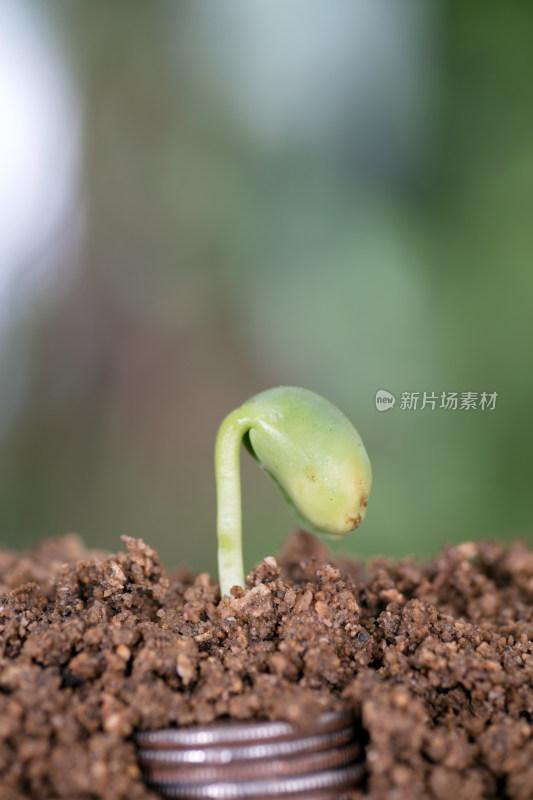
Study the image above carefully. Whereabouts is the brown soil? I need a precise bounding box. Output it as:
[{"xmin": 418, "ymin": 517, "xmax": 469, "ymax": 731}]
[{"xmin": 0, "ymin": 531, "xmax": 532, "ymax": 800}]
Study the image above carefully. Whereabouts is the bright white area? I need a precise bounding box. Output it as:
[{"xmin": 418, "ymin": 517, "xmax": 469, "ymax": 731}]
[
  {"xmin": 0, "ymin": 0, "xmax": 82, "ymax": 331},
  {"xmin": 0, "ymin": 0, "xmax": 82, "ymax": 434}
]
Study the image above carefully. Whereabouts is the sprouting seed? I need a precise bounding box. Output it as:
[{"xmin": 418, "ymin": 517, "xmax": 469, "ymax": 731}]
[{"xmin": 215, "ymin": 386, "xmax": 372, "ymax": 598}]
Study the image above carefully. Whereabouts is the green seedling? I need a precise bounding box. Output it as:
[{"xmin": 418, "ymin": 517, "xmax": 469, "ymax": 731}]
[{"xmin": 215, "ymin": 386, "xmax": 372, "ymax": 597}]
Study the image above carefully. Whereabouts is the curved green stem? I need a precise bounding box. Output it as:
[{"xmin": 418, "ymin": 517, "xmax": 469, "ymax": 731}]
[{"xmin": 215, "ymin": 408, "xmax": 254, "ymax": 597}]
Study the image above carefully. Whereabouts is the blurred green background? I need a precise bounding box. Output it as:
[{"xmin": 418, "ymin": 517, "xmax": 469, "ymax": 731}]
[{"xmin": 0, "ymin": 0, "xmax": 531, "ymax": 576}]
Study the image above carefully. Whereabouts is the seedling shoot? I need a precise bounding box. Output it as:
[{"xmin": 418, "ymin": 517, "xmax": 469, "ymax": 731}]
[{"xmin": 215, "ymin": 386, "xmax": 372, "ymax": 597}]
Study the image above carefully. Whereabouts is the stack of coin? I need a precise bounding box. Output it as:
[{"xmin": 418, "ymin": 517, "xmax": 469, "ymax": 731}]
[{"xmin": 136, "ymin": 709, "xmax": 365, "ymax": 799}]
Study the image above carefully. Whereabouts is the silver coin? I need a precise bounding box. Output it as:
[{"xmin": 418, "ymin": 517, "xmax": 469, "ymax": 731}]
[
  {"xmin": 142, "ymin": 740, "xmax": 361, "ymax": 784},
  {"xmin": 150, "ymin": 762, "xmax": 366, "ymax": 798},
  {"xmin": 136, "ymin": 709, "xmax": 365, "ymax": 799},
  {"xmin": 136, "ymin": 710, "xmax": 354, "ymax": 749},
  {"xmin": 137, "ymin": 725, "xmax": 357, "ymax": 765}
]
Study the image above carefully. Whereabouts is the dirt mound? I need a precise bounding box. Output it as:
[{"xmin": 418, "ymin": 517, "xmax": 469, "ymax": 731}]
[{"xmin": 0, "ymin": 531, "xmax": 532, "ymax": 799}]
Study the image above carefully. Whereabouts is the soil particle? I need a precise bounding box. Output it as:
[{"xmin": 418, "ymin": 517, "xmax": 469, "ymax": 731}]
[{"xmin": 0, "ymin": 531, "xmax": 532, "ymax": 799}]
